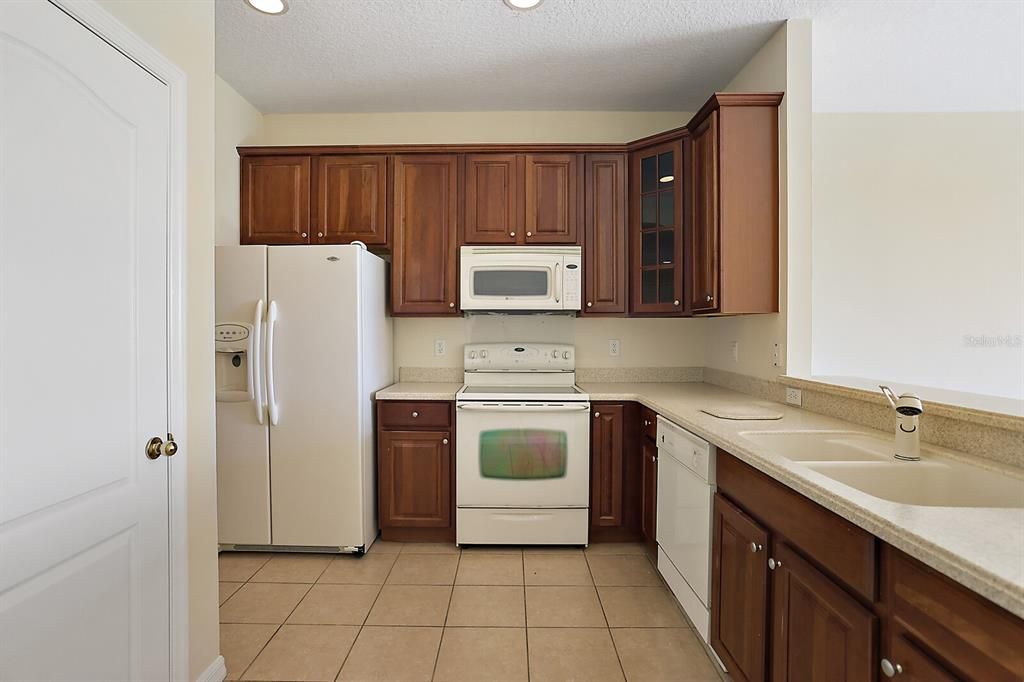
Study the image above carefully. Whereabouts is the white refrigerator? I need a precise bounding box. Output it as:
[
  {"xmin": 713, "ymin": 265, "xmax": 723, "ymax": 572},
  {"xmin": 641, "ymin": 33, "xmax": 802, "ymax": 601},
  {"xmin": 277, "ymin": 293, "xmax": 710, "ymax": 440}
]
[{"xmin": 215, "ymin": 245, "xmax": 393, "ymax": 553}]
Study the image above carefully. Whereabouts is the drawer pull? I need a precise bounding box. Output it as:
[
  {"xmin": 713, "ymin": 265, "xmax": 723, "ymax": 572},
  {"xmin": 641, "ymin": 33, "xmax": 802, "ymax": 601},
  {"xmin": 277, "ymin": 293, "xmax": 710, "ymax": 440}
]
[
  {"xmin": 880, "ymin": 659, "xmax": 903, "ymax": 678},
  {"xmin": 411, "ymin": 411, "xmax": 419, "ymax": 418},
  {"xmin": 594, "ymin": 412, "xmax": 600, "ymax": 418}
]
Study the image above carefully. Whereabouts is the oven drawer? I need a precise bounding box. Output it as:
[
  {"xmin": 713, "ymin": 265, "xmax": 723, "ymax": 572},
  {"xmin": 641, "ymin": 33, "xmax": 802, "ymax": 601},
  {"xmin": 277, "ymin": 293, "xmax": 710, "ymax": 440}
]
[
  {"xmin": 457, "ymin": 507, "xmax": 588, "ymax": 545},
  {"xmin": 379, "ymin": 401, "xmax": 451, "ymax": 429}
]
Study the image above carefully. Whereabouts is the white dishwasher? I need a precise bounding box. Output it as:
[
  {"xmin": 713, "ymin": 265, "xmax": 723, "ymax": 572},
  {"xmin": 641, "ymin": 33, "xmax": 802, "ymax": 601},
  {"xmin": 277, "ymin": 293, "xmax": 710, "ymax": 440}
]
[{"xmin": 656, "ymin": 415, "xmax": 716, "ymax": 644}]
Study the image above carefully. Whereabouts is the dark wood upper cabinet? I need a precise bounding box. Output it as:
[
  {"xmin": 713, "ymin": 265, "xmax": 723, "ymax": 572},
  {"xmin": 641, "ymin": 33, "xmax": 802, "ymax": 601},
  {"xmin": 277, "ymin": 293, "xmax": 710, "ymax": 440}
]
[
  {"xmin": 770, "ymin": 541, "xmax": 876, "ymax": 682},
  {"xmin": 711, "ymin": 492, "xmax": 769, "ymax": 682},
  {"xmin": 687, "ymin": 93, "xmax": 782, "ymax": 315},
  {"xmin": 630, "ymin": 139, "xmax": 685, "ymax": 314},
  {"xmin": 463, "ymin": 154, "xmax": 521, "ymax": 244},
  {"xmin": 391, "ymin": 154, "xmax": 459, "ymax": 315},
  {"xmin": 582, "ymin": 153, "xmax": 627, "ymax": 315},
  {"xmin": 525, "ymin": 153, "xmax": 580, "ymax": 244},
  {"xmin": 316, "ymin": 155, "xmax": 388, "ymax": 245},
  {"xmin": 689, "ymin": 112, "xmax": 719, "ymax": 313},
  {"xmin": 378, "ymin": 429, "xmax": 451, "ymax": 530},
  {"xmin": 240, "ymin": 155, "xmax": 311, "ymax": 245}
]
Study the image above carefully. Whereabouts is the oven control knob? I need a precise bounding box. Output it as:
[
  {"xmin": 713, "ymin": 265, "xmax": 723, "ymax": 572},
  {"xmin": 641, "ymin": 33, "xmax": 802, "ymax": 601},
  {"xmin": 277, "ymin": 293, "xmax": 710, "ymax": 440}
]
[
  {"xmin": 551, "ymin": 350, "xmax": 559, "ymax": 359},
  {"xmin": 469, "ymin": 351, "xmax": 477, "ymax": 359},
  {"xmin": 562, "ymin": 351, "xmax": 571, "ymax": 360},
  {"xmin": 480, "ymin": 350, "xmax": 488, "ymax": 359}
]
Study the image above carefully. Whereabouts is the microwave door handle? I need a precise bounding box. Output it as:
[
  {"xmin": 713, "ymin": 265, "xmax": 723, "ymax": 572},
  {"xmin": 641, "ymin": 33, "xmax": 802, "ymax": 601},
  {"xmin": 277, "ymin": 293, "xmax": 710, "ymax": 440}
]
[{"xmin": 553, "ymin": 261, "xmax": 561, "ymax": 304}]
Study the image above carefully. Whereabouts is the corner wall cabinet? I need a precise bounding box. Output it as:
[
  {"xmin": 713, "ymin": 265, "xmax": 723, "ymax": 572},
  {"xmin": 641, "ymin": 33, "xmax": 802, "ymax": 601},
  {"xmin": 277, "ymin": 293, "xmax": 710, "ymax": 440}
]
[
  {"xmin": 712, "ymin": 450, "xmax": 1024, "ymax": 682},
  {"xmin": 237, "ymin": 91, "xmax": 783, "ymax": 317}
]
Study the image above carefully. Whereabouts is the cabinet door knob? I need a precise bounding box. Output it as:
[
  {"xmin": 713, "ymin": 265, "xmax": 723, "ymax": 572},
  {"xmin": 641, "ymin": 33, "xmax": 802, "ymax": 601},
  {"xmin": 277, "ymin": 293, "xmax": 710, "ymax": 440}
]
[
  {"xmin": 301, "ymin": 232, "xmax": 308, "ymax": 238},
  {"xmin": 510, "ymin": 231, "xmax": 516, "ymax": 237},
  {"xmin": 768, "ymin": 557, "xmax": 782, "ymax": 570},
  {"xmin": 643, "ymin": 419, "xmax": 649, "ymax": 426},
  {"xmin": 317, "ymin": 232, "xmax": 324, "ymax": 238},
  {"xmin": 442, "ymin": 438, "xmax": 449, "ymax": 445},
  {"xmin": 526, "ymin": 231, "xmax": 532, "ymax": 237},
  {"xmin": 705, "ymin": 294, "xmax": 713, "ymax": 303},
  {"xmin": 880, "ymin": 659, "xmax": 903, "ymax": 678},
  {"xmin": 411, "ymin": 411, "xmax": 419, "ymax": 418},
  {"xmin": 674, "ymin": 299, "xmax": 680, "ymax": 306},
  {"xmin": 586, "ymin": 302, "xmax": 593, "ymax": 308},
  {"xmin": 449, "ymin": 302, "xmax": 455, "ymax": 308},
  {"xmin": 594, "ymin": 412, "xmax": 600, "ymax": 418},
  {"xmin": 750, "ymin": 542, "xmax": 763, "ymax": 553}
]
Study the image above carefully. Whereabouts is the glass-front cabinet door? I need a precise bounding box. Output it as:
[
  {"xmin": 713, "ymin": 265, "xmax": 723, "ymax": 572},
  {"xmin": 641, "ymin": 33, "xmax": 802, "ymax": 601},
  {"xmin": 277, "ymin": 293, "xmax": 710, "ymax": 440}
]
[{"xmin": 630, "ymin": 139, "xmax": 685, "ymax": 314}]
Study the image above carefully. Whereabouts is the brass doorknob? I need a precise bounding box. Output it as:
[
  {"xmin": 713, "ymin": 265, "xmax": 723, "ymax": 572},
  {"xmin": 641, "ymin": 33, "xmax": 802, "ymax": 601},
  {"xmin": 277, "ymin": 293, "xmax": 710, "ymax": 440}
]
[{"xmin": 146, "ymin": 434, "xmax": 178, "ymax": 460}]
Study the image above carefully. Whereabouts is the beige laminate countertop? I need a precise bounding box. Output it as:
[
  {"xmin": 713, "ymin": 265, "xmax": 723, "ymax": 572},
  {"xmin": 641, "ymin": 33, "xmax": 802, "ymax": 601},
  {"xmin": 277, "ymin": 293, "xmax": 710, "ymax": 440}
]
[{"xmin": 375, "ymin": 380, "xmax": 1024, "ymax": 618}]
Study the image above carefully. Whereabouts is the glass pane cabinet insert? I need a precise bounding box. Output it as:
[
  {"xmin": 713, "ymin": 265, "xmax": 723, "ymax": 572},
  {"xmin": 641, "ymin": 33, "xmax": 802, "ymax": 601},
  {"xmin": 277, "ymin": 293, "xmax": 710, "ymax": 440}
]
[{"xmin": 632, "ymin": 139, "xmax": 684, "ymax": 313}]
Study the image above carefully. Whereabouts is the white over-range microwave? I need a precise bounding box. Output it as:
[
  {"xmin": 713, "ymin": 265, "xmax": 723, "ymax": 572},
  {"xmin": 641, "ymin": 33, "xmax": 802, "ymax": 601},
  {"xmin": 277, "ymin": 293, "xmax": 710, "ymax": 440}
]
[{"xmin": 459, "ymin": 246, "xmax": 582, "ymax": 312}]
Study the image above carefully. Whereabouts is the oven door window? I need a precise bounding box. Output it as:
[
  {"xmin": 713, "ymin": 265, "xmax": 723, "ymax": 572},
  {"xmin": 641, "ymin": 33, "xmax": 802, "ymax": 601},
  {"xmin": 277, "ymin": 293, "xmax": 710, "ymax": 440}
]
[
  {"xmin": 472, "ymin": 268, "xmax": 550, "ymax": 297},
  {"xmin": 479, "ymin": 429, "xmax": 567, "ymax": 479}
]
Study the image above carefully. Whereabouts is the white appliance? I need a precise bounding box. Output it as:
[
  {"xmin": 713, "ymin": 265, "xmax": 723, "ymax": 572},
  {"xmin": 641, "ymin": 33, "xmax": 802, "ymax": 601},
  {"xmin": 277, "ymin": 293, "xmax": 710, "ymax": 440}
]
[
  {"xmin": 656, "ymin": 416, "xmax": 717, "ymax": 643},
  {"xmin": 459, "ymin": 246, "xmax": 582, "ymax": 312},
  {"xmin": 456, "ymin": 343, "xmax": 590, "ymax": 545},
  {"xmin": 215, "ymin": 245, "xmax": 392, "ymax": 553}
]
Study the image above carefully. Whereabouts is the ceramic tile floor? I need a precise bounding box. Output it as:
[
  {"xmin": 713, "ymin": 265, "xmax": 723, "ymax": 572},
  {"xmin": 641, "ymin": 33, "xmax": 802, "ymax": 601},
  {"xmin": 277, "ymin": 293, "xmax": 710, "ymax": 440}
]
[{"xmin": 219, "ymin": 542, "xmax": 722, "ymax": 681}]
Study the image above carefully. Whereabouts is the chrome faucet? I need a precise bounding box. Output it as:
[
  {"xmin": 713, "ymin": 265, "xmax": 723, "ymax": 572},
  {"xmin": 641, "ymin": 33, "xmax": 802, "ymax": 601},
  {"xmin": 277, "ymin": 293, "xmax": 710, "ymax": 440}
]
[{"xmin": 880, "ymin": 386, "xmax": 924, "ymax": 461}]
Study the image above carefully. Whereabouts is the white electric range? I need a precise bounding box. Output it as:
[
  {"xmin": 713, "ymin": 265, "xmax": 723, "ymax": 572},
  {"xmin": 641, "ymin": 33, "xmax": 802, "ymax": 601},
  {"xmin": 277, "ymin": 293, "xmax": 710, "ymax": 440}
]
[{"xmin": 455, "ymin": 343, "xmax": 591, "ymax": 546}]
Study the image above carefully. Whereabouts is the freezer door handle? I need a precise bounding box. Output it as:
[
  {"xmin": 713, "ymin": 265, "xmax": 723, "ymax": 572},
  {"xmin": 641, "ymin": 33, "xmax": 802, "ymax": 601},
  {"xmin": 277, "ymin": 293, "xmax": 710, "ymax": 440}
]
[
  {"xmin": 266, "ymin": 299, "xmax": 280, "ymax": 426},
  {"xmin": 252, "ymin": 298, "xmax": 265, "ymax": 425}
]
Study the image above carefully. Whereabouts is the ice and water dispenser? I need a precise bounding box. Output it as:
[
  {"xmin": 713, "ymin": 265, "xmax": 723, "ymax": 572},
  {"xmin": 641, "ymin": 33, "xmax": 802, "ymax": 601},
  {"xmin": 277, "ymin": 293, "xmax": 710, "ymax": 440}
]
[{"xmin": 215, "ymin": 322, "xmax": 255, "ymax": 403}]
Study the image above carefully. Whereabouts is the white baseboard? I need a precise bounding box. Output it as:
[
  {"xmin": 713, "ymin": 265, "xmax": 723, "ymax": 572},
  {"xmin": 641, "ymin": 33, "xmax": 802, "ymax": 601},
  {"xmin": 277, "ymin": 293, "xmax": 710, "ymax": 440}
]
[{"xmin": 195, "ymin": 655, "xmax": 226, "ymax": 682}]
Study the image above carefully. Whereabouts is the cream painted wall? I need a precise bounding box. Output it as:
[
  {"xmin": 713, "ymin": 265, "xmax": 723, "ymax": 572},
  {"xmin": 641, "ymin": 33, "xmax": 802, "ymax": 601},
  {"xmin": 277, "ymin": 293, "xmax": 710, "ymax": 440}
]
[
  {"xmin": 811, "ymin": 111, "xmax": 1024, "ymax": 400},
  {"xmin": 261, "ymin": 111, "xmax": 689, "ymax": 145},
  {"xmin": 96, "ymin": 1, "xmax": 219, "ymax": 679},
  {"xmin": 395, "ymin": 316, "xmax": 706, "ymax": 370},
  {"xmin": 703, "ymin": 21, "xmax": 812, "ymax": 380},
  {"xmin": 216, "ymin": 75, "xmax": 263, "ymax": 245}
]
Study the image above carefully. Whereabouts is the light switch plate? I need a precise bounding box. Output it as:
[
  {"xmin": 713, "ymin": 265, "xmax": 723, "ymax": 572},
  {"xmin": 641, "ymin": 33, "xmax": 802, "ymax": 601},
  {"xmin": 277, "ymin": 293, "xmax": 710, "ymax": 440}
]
[
  {"xmin": 608, "ymin": 339, "xmax": 621, "ymax": 357},
  {"xmin": 433, "ymin": 339, "xmax": 446, "ymax": 357},
  {"xmin": 785, "ymin": 387, "xmax": 802, "ymax": 406}
]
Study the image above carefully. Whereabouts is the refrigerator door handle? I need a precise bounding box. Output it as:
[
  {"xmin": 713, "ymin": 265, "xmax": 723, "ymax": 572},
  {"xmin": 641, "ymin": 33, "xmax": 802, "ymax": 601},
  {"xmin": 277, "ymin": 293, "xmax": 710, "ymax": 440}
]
[
  {"xmin": 252, "ymin": 298, "xmax": 265, "ymax": 425},
  {"xmin": 266, "ymin": 299, "xmax": 280, "ymax": 426}
]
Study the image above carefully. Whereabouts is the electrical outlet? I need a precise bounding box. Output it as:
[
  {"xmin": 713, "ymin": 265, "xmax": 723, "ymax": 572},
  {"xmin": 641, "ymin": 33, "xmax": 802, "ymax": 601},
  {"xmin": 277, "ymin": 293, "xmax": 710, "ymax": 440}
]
[
  {"xmin": 786, "ymin": 387, "xmax": 802, "ymax": 406},
  {"xmin": 433, "ymin": 339, "xmax": 446, "ymax": 357},
  {"xmin": 730, "ymin": 341, "xmax": 739, "ymax": 364},
  {"xmin": 772, "ymin": 343, "xmax": 782, "ymax": 368},
  {"xmin": 608, "ymin": 339, "xmax": 621, "ymax": 357}
]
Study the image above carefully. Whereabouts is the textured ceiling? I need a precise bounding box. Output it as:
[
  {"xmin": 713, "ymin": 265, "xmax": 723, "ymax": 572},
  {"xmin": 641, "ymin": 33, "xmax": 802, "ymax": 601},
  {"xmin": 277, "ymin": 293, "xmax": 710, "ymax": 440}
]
[{"xmin": 215, "ymin": 0, "xmax": 1023, "ymax": 114}]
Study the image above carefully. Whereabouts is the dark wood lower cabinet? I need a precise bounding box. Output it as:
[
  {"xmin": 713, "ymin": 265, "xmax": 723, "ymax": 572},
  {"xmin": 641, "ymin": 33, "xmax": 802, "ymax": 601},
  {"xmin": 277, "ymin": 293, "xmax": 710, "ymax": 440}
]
[
  {"xmin": 640, "ymin": 438, "xmax": 658, "ymax": 556},
  {"xmin": 770, "ymin": 542, "xmax": 876, "ymax": 682},
  {"xmin": 377, "ymin": 401, "xmax": 454, "ymax": 542},
  {"xmin": 711, "ymin": 493, "xmax": 769, "ymax": 682},
  {"xmin": 589, "ymin": 402, "xmax": 642, "ymax": 542}
]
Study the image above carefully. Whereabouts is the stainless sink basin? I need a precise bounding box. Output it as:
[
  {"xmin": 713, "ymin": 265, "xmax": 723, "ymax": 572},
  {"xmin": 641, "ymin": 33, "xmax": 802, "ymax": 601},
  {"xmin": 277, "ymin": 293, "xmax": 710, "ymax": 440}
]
[
  {"xmin": 739, "ymin": 430, "xmax": 892, "ymax": 462},
  {"xmin": 804, "ymin": 460, "xmax": 1024, "ymax": 509}
]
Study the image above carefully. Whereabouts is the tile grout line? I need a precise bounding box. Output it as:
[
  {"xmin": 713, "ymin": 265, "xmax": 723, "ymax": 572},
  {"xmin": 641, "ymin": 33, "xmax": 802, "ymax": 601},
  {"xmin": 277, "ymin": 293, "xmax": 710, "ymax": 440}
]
[
  {"xmin": 429, "ymin": 547, "xmax": 461, "ymax": 682},
  {"xmin": 523, "ymin": 548, "xmax": 531, "ymax": 682},
  {"xmin": 334, "ymin": 546, "xmax": 399, "ymax": 681},
  {"xmin": 584, "ymin": 552, "xmax": 628, "ymax": 682}
]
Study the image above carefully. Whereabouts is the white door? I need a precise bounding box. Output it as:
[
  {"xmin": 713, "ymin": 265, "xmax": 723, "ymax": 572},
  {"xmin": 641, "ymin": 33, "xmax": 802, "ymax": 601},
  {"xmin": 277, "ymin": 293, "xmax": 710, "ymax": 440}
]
[
  {"xmin": 266, "ymin": 246, "xmax": 363, "ymax": 547},
  {"xmin": 215, "ymin": 246, "xmax": 272, "ymax": 545},
  {"xmin": 455, "ymin": 403, "xmax": 592, "ymax": 507},
  {"xmin": 0, "ymin": 3, "xmax": 172, "ymax": 681}
]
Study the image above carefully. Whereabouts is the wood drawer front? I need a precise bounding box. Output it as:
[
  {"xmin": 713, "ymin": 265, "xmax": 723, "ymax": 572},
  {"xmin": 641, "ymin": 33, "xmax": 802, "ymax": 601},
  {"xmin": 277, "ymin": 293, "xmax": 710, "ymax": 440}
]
[
  {"xmin": 717, "ymin": 451, "xmax": 877, "ymax": 602},
  {"xmin": 378, "ymin": 401, "xmax": 451, "ymax": 429},
  {"xmin": 884, "ymin": 545, "xmax": 1024, "ymax": 682},
  {"xmin": 640, "ymin": 407, "xmax": 658, "ymax": 441}
]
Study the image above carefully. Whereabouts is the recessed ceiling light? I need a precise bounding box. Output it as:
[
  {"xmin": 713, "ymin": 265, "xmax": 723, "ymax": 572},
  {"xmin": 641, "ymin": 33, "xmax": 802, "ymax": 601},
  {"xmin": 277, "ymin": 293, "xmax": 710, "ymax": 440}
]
[
  {"xmin": 504, "ymin": 0, "xmax": 543, "ymax": 10},
  {"xmin": 659, "ymin": 175, "xmax": 675, "ymax": 183},
  {"xmin": 245, "ymin": 0, "xmax": 288, "ymax": 15}
]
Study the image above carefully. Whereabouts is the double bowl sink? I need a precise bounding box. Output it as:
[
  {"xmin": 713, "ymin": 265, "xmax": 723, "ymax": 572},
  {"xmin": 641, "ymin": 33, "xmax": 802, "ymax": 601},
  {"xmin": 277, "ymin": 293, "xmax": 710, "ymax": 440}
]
[{"xmin": 739, "ymin": 430, "xmax": 1024, "ymax": 509}]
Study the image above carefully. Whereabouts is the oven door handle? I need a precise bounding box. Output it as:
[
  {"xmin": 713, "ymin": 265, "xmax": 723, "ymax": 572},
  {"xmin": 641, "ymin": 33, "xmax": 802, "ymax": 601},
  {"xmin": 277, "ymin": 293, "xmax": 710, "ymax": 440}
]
[{"xmin": 457, "ymin": 403, "xmax": 590, "ymax": 413}]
